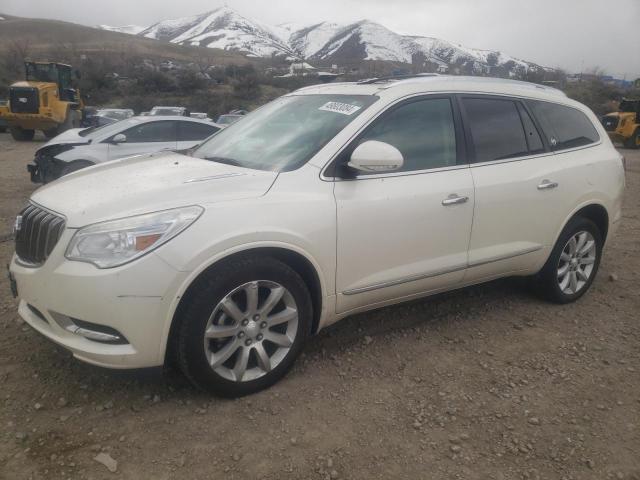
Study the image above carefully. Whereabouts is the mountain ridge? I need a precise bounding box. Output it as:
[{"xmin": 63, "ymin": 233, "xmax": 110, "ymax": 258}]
[{"xmin": 100, "ymin": 7, "xmax": 550, "ymax": 76}]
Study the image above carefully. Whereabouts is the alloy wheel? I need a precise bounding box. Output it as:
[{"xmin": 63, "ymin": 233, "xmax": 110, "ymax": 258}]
[
  {"xmin": 203, "ymin": 280, "xmax": 299, "ymax": 382},
  {"xmin": 557, "ymin": 230, "xmax": 597, "ymax": 295}
]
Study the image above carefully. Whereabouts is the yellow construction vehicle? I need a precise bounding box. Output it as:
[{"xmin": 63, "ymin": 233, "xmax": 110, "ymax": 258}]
[
  {"xmin": 0, "ymin": 61, "xmax": 84, "ymax": 141},
  {"xmin": 601, "ymin": 98, "xmax": 640, "ymax": 149}
]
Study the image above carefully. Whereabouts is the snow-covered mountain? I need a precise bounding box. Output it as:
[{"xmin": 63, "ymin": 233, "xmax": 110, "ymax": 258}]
[
  {"xmin": 99, "ymin": 7, "xmax": 547, "ymax": 74},
  {"xmin": 98, "ymin": 24, "xmax": 146, "ymax": 35},
  {"xmin": 138, "ymin": 8, "xmax": 294, "ymax": 58}
]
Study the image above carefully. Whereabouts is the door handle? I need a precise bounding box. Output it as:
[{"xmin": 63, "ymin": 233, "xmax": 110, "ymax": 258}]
[
  {"xmin": 442, "ymin": 194, "xmax": 469, "ymax": 206},
  {"xmin": 537, "ymin": 180, "xmax": 558, "ymax": 190}
]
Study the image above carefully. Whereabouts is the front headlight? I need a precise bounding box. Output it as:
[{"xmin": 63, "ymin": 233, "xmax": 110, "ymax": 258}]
[{"xmin": 65, "ymin": 206, "xmax": 203, "ymax": 268}]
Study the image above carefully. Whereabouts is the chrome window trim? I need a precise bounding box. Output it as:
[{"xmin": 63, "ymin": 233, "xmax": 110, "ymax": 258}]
[
  {"xmin": 468, "ymin": 140, "xmax": 602, "ymax": 169},
  {"xmin": 342, "ymin": 245, "xmax": 543, "ymax": 296}
]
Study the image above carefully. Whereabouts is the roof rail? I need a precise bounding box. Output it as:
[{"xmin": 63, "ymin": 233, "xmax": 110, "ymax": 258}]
[{"xmin": 357, "ymin": 73, "xmax": 439, "ymax": 85}]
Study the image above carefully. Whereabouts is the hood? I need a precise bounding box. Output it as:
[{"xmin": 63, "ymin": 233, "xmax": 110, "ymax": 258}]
[
  {"xmin": 39, "ymin": 128, "xmax": 90, "ymax": 151},
  {"xmin": 31, "ymin": 152, "xmax": 278, "ymax": 227}
]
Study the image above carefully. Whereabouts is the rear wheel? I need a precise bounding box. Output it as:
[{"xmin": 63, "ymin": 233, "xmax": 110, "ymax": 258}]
[
  {"xmin": 177, "ymin": 256, "xmax": 312, "ymax": 397},
  {"xmin": 10, "ymin": 127, "xmax": 35, "ymax": 141},
  {"xmin": 623, "ymin": 128, "xmax": 640, "ymax": 149},
  {"xmin": 43, "ymin": 128, "xmax": 59, "ymax": 139},
  {"xmin": 535, "ymin": 217, "xmax": 603, "ymax": 303}
]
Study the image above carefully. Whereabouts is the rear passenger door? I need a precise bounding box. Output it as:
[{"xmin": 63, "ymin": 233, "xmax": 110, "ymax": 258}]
[
  {"xmin": 460, "ymin": 96, "xmax": 601, "ymax": 282},
  {"xmin": 107, "ymin": 120, "xmax": 177, "ymax": 160},
  {"xmin": 176, "ymin": 121, "xmax": 220, "ymax": 150}
]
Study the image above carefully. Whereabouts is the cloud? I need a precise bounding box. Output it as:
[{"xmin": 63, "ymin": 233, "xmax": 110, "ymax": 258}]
[{"xmin": 2, "ymin": 0, "xmax": 638, "ymax": 78}]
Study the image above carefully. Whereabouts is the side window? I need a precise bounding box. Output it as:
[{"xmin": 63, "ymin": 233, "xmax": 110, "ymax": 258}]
[
  {"xmin": 529, "ymin": 101, "xmax": 600, "ymax": 150},
  {"xmin": 517, "ymin": 104, "xmax": 544, "ymax": 154},
  {"xmin": 356, "ymin": 98, "xmax": 457, "ymax": 172},
  {"xmin": 121, "ymin": 121, "xmax": 176, "ymax": 143},
  {"xmin": 178, "ymin": 122, "xmax": 219, "ymax": 141},
  {"xmin": 462, "ymin": 98, "xmax": 529, "ymax": 162}
]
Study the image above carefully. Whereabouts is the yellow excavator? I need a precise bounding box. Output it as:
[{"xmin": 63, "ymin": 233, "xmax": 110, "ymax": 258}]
[
  {"xmin": 601, "ymin": 98, "xmax": 640, "ymax": 149},
  {"xmin": 0, "ymin": 61, "xmax": 84, "ymax": 141}
]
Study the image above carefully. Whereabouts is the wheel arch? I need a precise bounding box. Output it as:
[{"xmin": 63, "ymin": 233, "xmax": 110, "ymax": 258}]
[
  {"xmin": 554, "ymin": 202, "xmax": 610, "ymax": 248},
  {"xmin": 163, "ymin": 245, "xmax": 326, "ymax": 365}
]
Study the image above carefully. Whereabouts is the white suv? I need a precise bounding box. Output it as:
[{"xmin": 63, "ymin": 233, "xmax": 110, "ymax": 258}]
[{"xmin": 9, "ymin": 76, "xmax": 625, "ymax": 396}]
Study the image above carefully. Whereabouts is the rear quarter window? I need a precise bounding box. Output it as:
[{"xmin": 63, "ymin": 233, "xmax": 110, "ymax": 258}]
[{"xmin": 528, "ymin": 101, "xmax": 600, "ymax": 151}]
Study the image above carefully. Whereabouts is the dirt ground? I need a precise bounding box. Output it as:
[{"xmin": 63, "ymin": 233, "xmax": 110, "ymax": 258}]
[{"xmin": 0, "ymin": 132, "xmax": 638, "ymax": 480}]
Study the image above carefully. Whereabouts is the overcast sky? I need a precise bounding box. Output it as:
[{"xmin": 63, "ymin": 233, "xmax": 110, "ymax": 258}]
[{"xmin": 2, "ymin": 0, "xmax": 639, "ymax": 78}]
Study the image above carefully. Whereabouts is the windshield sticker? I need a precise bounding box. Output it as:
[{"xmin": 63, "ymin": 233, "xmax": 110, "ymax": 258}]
[{"xmin": 319, "ymin": 102, "xmax": 362, "ymax": 116}]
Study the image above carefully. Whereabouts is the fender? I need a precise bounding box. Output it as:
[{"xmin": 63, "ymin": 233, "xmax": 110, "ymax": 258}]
[{"xmin": 157, "ymin": 239, "xmax": 331, "ymax": 363}]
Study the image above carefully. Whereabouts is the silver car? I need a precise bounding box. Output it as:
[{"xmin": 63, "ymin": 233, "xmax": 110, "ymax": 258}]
[{"xmin": 28, "ymin": 116, "xmax": 221, "ymax": 183}]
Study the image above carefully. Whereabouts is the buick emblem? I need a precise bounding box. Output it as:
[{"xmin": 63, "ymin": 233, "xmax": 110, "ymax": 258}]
[{"xmin": 13, "ymin": 215, "xmax": 22, "ymax": 234}]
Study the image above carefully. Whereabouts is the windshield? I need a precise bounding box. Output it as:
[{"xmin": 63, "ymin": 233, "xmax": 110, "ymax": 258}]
[{"xmin": 194, "ymin": 94, "xmax": 377, "ymax": 172}]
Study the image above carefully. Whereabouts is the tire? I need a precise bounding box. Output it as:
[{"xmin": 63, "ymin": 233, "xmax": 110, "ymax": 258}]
[
  {"xmin": 177, "ymin": 255, "xmax": 313, "ymax": 397},
  {"xmin": 623, "ymin": 128, "xmax": 640, "ymax": 150},
  {"xmin": 535, "ymin": 217, "xmax": 603, "ymax": 304},
  {"xmin": 10, "ymin": 127, "xmax": 35, "ymax": 141},
  {"xmin": 59, "ymin": 160, "xmax": 94, "ymax": 179}
]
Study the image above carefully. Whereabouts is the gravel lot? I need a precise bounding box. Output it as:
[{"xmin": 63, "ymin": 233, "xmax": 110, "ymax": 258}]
[{"xmin": 0, "ymin": 132, "xmax": 638, "ymax": 480}]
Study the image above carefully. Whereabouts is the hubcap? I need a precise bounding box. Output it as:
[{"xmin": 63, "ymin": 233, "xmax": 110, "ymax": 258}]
[
  {"xmin": 557, "ymin": 230, "xmax": 597, "ymax": 295},
  {"xmin": 203, "ymin": 280, "xmax": 298, "ymax": 382}
]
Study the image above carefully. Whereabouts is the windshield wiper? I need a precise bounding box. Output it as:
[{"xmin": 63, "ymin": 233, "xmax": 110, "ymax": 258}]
[{"xmin": 203, "ymin": 156, "xmax": 244, "ymax": 167}]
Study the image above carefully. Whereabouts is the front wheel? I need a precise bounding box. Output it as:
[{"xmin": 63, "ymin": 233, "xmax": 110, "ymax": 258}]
[
  {"xmin": 10, "ymin": 127, "xmax": 35, "ymax": 141},
  {"xmin": 535, "ymin": 217, "xmax": 603, "ymax": 303},
  {"xmin": 177, "ymin": 256, "xmax": 312, "ymax": 397},
  {"xmin": 623, "ymin": 128, "xmax": 640, "ymax": 150}
]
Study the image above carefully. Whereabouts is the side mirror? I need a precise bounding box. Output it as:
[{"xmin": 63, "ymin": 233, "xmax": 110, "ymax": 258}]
[
  {"xmin": 347, "ymin": 140, "xmax": 404, "ymax": 174},
  {"xmin": 111, "ymin": 133, "xmax": 127, "ymax": 144}
]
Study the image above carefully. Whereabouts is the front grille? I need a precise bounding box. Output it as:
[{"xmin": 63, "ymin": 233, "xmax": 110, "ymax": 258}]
[
  {"xmin": 15, "ymin": 204, "xmax": 65, "ymax": 266},
  {"xmin": 601, "ymin": 116, "xmax": 619, "ymax": 132},
  {"xmin": 9, "ymin": 87, "xmax": 39, "ymax": 114}
]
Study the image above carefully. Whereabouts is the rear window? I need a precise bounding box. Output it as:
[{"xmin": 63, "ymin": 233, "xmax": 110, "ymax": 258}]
[{"xmin": 528, "ymin": 101, "xmax": 599, "ymax": 151}]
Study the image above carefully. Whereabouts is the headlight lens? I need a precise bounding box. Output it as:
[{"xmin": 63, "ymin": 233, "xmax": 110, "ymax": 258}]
[{"xmin": 65, "ymin": 206, "xmax": 203, "ymax": 268}]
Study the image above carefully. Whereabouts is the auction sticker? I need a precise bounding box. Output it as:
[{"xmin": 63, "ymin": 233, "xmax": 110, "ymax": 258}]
[{"xmin": 319, "ymin": 101, "xmax": 362, "ymax": 115}]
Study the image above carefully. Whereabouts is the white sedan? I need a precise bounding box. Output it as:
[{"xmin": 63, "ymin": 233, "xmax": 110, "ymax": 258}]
[{"xmin": 28, "ymin": 116, "xmax": 221, "ymax": 183}]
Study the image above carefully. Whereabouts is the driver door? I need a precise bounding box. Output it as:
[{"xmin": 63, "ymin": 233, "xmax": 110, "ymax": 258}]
[
  {"xmin": 107, "ymin": 120, "xmax": 177, "ymax": 160},
  {"xmin": 333, "ymin": 96, "xmax": 474, "ymax": 314}
]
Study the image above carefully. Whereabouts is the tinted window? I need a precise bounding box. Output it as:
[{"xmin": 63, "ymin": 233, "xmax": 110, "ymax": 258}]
[
  {"xmin": 178, "ymin": 122, "xmax": 219, "ymax": 141},
  {"xmin": 517, "ymin": 104, "xmax": 544, "ymax": 153},
  {"xmin": 529, "ymin": 101, "xmax": 599, "ymax": 150},
  {"xmin": 357, "ymin": 98, "xmax": 457, "ymax": 172},
  {"xmin": 463, "ymin": 98, "xmax": 528, "ymax": 162},
  {"xmin": 121, "ymin": 121, "xmax": 176, "ymax": 143}
]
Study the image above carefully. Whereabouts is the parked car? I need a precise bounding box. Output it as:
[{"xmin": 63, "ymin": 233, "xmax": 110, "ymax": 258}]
[
  {"xmin": 28, "ymin": 116, "xmax": 220, "ymax": 183},
  {"xmin": 89, "ymin": 108, "xmax": 135, "ymax": 127},
  {"xmin": 190, "ymin": 112, "xmax": 211, "ymax": 120},
  {"xmin": 215, "ymin": 113, "xmax": 244, "ymax": 127},
  {"xmin": 150, "ymin": 106, "xmax": 190, "ymax": 117},
  {"xmin": 9, "ymin": 76, "xmax": 624, "ymax": 397}
]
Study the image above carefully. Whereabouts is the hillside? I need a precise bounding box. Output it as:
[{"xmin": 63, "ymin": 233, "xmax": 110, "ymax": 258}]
[{"xmin": 0, "ymin": 13, "xmax": 252, "ymax": 65}]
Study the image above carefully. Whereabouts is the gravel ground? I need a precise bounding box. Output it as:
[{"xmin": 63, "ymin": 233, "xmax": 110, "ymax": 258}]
[{"xmin": 0, "ymin": 132, "xmax": 638, "ymax": 480}]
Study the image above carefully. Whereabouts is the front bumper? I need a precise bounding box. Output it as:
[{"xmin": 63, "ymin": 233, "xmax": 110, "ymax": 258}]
[{"xmin": 9, "ymin": 231, "xmax": 189, "ymax": 369}]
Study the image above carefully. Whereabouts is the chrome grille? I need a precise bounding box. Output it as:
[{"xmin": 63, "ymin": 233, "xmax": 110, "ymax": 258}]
[{"xmin": 15, "ymin": 204, "xmax": 65, "ymax": 266}]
